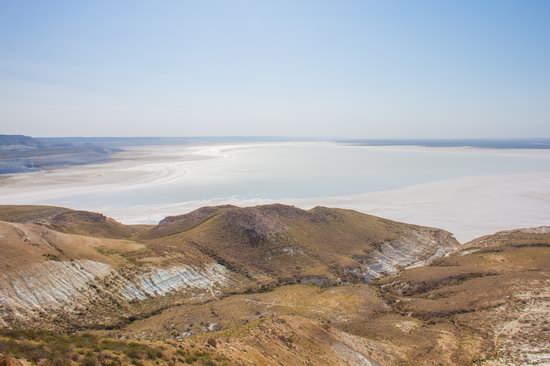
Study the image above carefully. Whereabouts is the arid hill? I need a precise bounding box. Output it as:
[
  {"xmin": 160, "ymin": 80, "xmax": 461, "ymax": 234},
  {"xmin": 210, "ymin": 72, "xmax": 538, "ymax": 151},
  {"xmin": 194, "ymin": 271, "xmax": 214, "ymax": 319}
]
[
  {"xmin": 0, "ymin": 205, "xmax": 548, "ymax": 365},
  {"xmin": 0, "ymin": 204, "xmax": 457, "ymax": 329},
  {"xmin": 141, "ymin": 204, "xmax": 459, "ymax": 284}
]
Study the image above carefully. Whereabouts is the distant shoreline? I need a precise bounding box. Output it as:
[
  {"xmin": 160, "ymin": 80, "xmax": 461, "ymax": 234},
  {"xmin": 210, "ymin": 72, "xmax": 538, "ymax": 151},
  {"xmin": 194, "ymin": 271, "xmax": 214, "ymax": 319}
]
[
  {"xmin": 3, "ymin": 135, "xmax": 550, "ymax": 176},
  {"xmin": 1, "ymin": 141, "xmax": 549, "ymax": 242}
]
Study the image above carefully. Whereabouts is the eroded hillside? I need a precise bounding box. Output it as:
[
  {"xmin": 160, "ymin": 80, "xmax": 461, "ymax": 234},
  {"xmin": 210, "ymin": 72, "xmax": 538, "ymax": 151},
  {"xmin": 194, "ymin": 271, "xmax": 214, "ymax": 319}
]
[
  {"xmin": 378, "ymin": 226, "xmax": 550, "ymax": 365},
  {"xmin": 0, "ymin": 205, "xmax": 548, "ymax": 365},
  {"xmin": 0, "ymin": 204, "xmax": 458, "ymax": 331}
]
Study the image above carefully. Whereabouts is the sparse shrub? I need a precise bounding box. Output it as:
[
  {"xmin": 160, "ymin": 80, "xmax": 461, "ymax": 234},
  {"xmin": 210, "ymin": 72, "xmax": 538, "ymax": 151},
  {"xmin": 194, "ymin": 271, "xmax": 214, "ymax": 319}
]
[
  {"xmin": 95, "ymin": 247, "xmax": 117, "ymax": 256},
  {"xmin": 185, "ymin": 355, "xmax": 197, "ymax": 363},
  {"xmin": 0, "ymin": 329, "xmax": 166, "ymax": 366},
  {"xmin": 43, "ymin": 253, "xmax": 61, "ymax": 261},
  {"xmin": 206, "ymin": 338, "xmax": 217, "ymax": 348},
  {"xmin": 81, "ymin": 356, "xmax": 97, "ymax": 366},
  {"xmin": 49, "ymin": 356, "xmax": 68, "ymax": 366},
  {"xmin": 145, "ymin": 348, "xmax": 163, "ymax": 360},
  {"xmin": 125, "ymin": 348, "xmax": 141, "ymax": 360},
  {"xmin": 102, "ymin": 360, "xmax": 121, "ymax": 366}
]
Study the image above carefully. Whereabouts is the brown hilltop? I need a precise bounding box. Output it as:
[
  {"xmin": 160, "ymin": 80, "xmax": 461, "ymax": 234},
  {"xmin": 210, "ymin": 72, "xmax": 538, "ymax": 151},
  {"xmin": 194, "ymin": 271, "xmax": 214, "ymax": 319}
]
[
  {"xmin": 0, "ymin": 205, "xmax": 151, "ymax": 239},
  {"xmin": 143, "ymin": 205, "xmax": 237, "ymax": 239},
  {"xmin": 0, "ymin": 205, "xmax": 71, "ymax": 223},
  {"xmin": 47, "ymin": 210, "xmax": 144, "ymax": 239},
  {"xmin": 142, "ymin": 203, "xmax": 459, "ymax": 285}
]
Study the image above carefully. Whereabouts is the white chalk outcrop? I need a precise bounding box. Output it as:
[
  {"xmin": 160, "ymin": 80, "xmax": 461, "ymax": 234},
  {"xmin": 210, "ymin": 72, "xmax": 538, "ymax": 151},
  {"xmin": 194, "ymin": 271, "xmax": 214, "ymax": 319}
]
[
  {"xmin": 0, "ymin": 259, "xmax": 230, "ymax": 327},
  {"xmin": 120, "ymin": 263, "xmax": 229, "ymax": 300},
  {"xmin": 356, "ymin": 230, "xmax": 459, "ymax": 281}
]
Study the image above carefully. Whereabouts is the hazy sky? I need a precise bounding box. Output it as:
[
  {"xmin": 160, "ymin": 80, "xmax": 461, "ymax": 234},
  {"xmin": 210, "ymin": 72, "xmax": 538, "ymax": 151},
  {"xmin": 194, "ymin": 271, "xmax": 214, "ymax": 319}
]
[{"xmin": 1, "ymin": 0, "xmax": 549, "ymax": 138}]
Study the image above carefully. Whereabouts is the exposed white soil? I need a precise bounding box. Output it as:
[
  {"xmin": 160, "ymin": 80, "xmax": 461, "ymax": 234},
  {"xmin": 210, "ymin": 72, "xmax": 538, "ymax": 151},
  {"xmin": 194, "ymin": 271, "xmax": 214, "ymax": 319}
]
[
  {"xmin": 0, "ymin": 259, "xmax": 230, "ymax": 327},
  {"xmin": 491, "ymin": 280, "xmax": 550, "ymax": 365},
  {"xmin": 351, "ymin": 230, "xmax": 459, "ymax": 281}
]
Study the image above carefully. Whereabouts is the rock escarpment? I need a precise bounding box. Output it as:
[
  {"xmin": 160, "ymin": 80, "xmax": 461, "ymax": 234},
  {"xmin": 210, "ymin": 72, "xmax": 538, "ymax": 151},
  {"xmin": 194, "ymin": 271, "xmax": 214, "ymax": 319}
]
[{"xmin": 0, "ymin": 134, "xmax": 115, "ymax": 174}]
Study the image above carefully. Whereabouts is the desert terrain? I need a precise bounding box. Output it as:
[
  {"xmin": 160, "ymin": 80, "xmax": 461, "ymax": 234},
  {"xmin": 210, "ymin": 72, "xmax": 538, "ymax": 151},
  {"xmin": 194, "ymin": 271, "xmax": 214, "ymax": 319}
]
[{"xmin": 0, "ymin": 204, "xmax": 548, "ymax": 365}]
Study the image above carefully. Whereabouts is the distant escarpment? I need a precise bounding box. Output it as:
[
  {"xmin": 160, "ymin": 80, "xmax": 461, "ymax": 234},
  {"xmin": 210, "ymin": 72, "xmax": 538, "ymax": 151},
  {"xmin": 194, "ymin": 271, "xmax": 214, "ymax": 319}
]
[{"xmin": 0, "ymin": 134, "xmax": 116, "ymax": 174}]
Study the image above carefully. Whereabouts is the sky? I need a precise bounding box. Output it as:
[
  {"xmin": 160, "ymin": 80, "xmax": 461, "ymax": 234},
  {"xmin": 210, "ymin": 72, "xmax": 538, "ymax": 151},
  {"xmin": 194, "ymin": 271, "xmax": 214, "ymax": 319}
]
[{"xmin": 0, "ymin": 0, "xmax": 549, "ymax": 138}]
